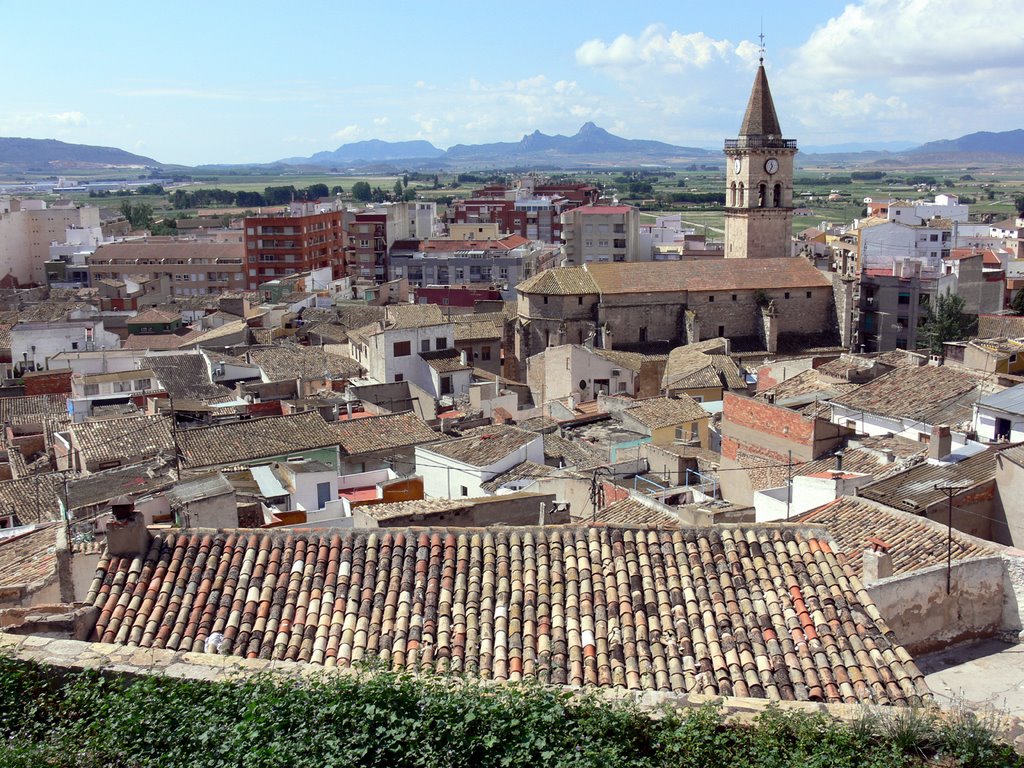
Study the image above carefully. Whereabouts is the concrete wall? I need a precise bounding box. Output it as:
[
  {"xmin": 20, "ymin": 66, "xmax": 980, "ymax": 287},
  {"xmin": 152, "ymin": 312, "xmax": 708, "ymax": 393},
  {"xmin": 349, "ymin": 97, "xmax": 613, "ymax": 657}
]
[
  {"xmin": 993, "ymin": 453, "xmax": 1024, "ymax": 548},
  {"xmin": 867, "ymin": 556, "xmax": 1005, "ymax": 654}
]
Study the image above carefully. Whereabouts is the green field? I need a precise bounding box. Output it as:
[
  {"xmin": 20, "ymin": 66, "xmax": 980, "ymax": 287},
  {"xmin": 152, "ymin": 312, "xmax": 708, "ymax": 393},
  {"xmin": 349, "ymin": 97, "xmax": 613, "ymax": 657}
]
[{"xmin": 6, "ymin": 161, "xmax": 1024, "ymax": 232}]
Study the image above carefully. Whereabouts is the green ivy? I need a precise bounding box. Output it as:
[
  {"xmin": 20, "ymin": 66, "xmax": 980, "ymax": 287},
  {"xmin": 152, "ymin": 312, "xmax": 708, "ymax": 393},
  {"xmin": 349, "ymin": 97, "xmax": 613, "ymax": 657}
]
[{"xmin": 0, "ymin": 655, "xmax": 1019, "ymax": 767}]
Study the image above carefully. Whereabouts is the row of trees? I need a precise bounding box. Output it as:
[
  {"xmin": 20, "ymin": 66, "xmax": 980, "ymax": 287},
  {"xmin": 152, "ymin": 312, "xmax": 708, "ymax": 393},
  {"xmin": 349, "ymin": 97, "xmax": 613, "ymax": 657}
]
[{"xmin": 167, "ymin": 183, "xmax": 338, "ymax": 210}]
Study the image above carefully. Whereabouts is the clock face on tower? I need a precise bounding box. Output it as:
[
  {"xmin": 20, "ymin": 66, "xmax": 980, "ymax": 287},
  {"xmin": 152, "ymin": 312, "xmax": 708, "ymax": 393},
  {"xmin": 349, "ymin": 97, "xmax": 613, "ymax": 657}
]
[
  {"xmin": 765, "ymin": 158, "xmax": 779, "ymax": 174},
  {"xmin": 733, "ymin": 158, "xmax": 741, "ymax": 174}
]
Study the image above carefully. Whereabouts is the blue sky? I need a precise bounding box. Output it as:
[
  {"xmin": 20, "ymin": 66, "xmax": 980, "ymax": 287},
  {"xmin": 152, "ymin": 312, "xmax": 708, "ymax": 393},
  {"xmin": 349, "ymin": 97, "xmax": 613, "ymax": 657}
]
[{"xmin": 1, "ymin": 0, "xmax": 1021, "ymax": 165}]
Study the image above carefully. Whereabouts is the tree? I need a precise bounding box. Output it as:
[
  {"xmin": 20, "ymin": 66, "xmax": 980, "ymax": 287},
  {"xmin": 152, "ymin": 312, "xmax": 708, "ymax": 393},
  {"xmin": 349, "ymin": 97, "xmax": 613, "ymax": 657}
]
[
  {"xmin": 919, "ymin": 289, "xmax": 974, "ymax": 354},
  {"xmin": 351, "ymin": 181, "xmax": 372, "ymax": 202},
  {"xmin": 1014, "ymin": 194, "xmax": 1024, "ymax": 216},
  {"xmin": 330, "ymin": 185, "xmax": 344, "ymax": 195},
  {"xmin": 392, "ymin": 179, "xmax": 403, "ymax": 199},
  {"xmin": 119, "ymin": 201, "xmax": 153, "ymax": 230},
  {"xmin": 1012, "ymin": 288, "xmax": 1024, "ymax": 315}
]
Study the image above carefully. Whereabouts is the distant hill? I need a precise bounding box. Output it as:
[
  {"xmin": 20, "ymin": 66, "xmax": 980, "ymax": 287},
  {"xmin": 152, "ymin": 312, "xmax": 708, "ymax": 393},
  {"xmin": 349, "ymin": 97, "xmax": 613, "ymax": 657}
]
[
  {"xmin": 280, "ymin": 123, "xmax": 714, "ymax": 169},
  {"xmin": 283, "ymin": 139, "xmax": 445, "ymax": 167},
  {"xmin": 910, "ymin": 129, "xmax": 1024, "ymax": 156},
  {"xmin": 0, "ymin": 137, "xmax": 158, "ymax": 170}
]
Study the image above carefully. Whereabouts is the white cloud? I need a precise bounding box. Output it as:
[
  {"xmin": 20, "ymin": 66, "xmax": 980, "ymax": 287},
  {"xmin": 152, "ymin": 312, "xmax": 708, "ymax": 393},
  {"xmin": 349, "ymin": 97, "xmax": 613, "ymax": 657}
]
[
  {"xmin": 330, "ymin": 124, "xmax": 360, "ymax": 142},
  {"xmin": 50, "ymin": 111, "xmax": 86, "ymax": 126},
  {"xmin": 793, "ymin": 0, "xmax": 1024, "ymax": 81},
  {"xmin": 779, "ymin": 0, "xmax": 1024, "ymax": 141},
  {"xmin": 372, "ymin": 116, "xmax": 390, "ymax": 126},
  {"xmin": 576, "ymin": 24, "xmax": 738, "ymax": 74}
]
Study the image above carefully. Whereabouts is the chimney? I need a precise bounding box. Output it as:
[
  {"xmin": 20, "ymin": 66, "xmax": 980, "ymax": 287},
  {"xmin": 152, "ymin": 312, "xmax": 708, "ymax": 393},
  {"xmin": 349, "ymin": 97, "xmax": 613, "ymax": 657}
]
[
  {"xmin": 929, "ymin": 424, "xmax": 952, "ymax": 460},
  {"xmin": 105, "ymin": 496, "xmax": 152, "ymax": 557},
  {"xmin": 835, "ymin": 451, "xmax": 844, "ymax": 472},
  {"xmin": 862, "ymin": 537, "xmax": 893, "ymax": 584}
]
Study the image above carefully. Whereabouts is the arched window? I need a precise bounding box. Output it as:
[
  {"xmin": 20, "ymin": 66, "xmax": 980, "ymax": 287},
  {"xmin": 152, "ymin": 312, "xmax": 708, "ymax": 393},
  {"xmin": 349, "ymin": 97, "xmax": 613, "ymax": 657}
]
[
  {"xmin": 773, "ymin": 183, "xmax": 782, "ymax": 208},
  {"xmin": 758, "ymin": 183, "xmax": 767, "ymax": 208},
  {"xmin": 730, "ymin": 182, "xmax": 737, "ymax": 207},
  {"xmin": 737, "ymin": 182, "xmax": 745, "ymax": 207}
]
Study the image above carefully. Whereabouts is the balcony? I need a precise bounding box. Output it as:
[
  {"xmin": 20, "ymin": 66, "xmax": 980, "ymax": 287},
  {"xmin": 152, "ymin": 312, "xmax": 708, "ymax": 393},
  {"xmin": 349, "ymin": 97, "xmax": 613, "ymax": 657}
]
[{"xmin": 724, "ymin": 137, "xmax": 797, "ymax": 150}]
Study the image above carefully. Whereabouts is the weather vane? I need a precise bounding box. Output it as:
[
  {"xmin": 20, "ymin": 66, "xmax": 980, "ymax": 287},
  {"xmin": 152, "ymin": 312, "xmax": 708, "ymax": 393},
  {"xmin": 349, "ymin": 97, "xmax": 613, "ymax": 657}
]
[{"xmin": 758, "ymin": 21, "xmax": 765, "ymax": 64}]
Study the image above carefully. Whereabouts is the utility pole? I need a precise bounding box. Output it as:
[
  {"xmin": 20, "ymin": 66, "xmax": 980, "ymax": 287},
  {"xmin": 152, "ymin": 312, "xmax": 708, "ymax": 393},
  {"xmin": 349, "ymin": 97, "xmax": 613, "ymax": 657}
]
[
  {"xmin": 935, "ymin": 482, "xmax": 969, "ymax": 594},
  {"xmin": 785, "ymin": 450, "xmax": 793, "ymax": 521}
]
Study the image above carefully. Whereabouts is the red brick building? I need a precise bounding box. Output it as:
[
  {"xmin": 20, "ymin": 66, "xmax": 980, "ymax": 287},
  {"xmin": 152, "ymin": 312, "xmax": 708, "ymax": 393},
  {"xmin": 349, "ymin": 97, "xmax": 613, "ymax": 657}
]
[
  {"xmin": 451, "ymin": 181, "xmax": 599, "ymax": 244},
  {"xmin": 243, "ymin": 204, "xmax": 346, "ymax": 290}
]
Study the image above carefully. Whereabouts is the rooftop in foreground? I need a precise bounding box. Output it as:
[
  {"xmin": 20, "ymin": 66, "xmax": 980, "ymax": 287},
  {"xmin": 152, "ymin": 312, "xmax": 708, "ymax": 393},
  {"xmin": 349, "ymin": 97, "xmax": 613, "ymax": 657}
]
[{"xmin": 86, "ymin": 523, "xmax": 930, "ymax": 706}]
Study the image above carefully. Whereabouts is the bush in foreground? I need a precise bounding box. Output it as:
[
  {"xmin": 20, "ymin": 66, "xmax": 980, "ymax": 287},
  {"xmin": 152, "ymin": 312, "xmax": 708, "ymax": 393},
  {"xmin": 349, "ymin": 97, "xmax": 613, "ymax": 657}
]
[{"xmin": 0, "ymin": 654, "xmax": 1019, "ymax": 767}]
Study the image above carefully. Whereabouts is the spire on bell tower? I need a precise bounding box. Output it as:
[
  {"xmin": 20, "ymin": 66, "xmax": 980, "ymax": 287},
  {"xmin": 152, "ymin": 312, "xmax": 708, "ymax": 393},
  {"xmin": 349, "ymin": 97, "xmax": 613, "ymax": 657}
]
[{"xmin": 722, "ymin": 30, "xmax": 798, "ymax": 259}]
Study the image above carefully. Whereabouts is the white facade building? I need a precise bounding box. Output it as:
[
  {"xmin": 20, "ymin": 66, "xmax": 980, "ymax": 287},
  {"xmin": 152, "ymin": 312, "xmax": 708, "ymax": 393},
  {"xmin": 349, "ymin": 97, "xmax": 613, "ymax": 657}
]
[{"xmin": 415, "ymin": 427, "xmax": 545, "ymax": 499}]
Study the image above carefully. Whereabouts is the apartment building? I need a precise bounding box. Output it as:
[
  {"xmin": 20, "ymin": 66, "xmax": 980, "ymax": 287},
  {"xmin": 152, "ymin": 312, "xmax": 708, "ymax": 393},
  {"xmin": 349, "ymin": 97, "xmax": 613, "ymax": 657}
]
[
  {"xmin": 243, "ymin": 202, "xmax": 346, "ymax": 290},
  {"xmin": 0, "ymin": 198, "xmax": 101, "ymax": 286},
  {"xmin": 87, "ymin": 240, "xmax": 245, "ymax": 296},
  {"xmin": 560, "ymin": 205, "xmax": 639, "ymax": 265},
  {"xmin": 388, "ymin": 235, "xmax": 547, "ymax": 291}
]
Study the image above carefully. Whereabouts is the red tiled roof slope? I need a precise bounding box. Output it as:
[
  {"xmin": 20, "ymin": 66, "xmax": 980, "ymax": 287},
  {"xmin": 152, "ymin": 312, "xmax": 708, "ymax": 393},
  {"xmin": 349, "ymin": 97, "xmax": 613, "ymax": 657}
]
[{"xmin": 87, "ymin": 524, "xmax": 930, "ymax": 706}]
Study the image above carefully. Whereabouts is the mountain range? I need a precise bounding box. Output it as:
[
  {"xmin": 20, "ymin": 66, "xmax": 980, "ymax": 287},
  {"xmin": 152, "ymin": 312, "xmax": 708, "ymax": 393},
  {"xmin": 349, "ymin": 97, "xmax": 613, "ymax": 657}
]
[
  {"xmin": 2, "ymin": 127, "xmax": 1024, "ymax": 172},
  {"xmin": 278, "ymin": 123, "xmax": 716, "ymax": 169},
  {"xmin": 0, "ymin": 137, "xmax": 157, "ymax": 171}
]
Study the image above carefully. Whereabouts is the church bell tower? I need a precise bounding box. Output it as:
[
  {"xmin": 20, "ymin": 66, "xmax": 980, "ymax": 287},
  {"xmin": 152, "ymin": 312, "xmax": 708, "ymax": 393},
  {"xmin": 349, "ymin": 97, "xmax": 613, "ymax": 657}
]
[{"xmin": 724, "ymin": 48, "xmax": 797, "ymax": 259}]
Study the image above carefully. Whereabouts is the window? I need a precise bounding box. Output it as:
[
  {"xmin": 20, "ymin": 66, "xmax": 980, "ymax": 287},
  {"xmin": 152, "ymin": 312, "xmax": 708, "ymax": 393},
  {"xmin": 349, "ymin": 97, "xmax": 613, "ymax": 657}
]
[
  {"xmin": 394, "ymin": 373, "xmax": 404, "ymax": 382},
  {"xmin": 393, "ymin": 341, "xmax": 411, "ymax": 357},
  {"xmin": 718, "ymin": 325, "xmax": 725, "ymax": 337},
  {"xmin": 135, "ymin": 378, "xmax": 151, "ymax": 390},
  {"xmin": 481, "ymin": 346, "xmax": 491, "ymax": 361},
  {"xmin": 543, "ymin": 296, "xmax": 548, "ymax": 304},
  {"xmin": 435, "ymin": 338, "xmax": 447, "ymax": 350},
  {"xmin": 806, "ymin": 291, "xmax": 812, "ymax": 298},
  {"xmin": 440, "ymin": 376, "xmax": 453, "ymax": 395},
  {"xmin": 731, "ymin": 294, "xmax": 737, "ymax": 301},
  {"xmin": 71, "ymin": 342, "xmax": 79, "ymax": 350},
  {"xmin": 708, "ymin": 295, "xmax": 714, "ymax": 302},
  {"xmin": 930, "ymin": 234, "xmax": 938, "ymax": 242},
  {"xmin": 460, "ymin": 486, "xmax": 469, "ymax": 497},
  {"xmin": 83, "ymin": 383, "xmax": 99, "ymax": 396},
  {"xmin": 578, "ymin": 296, "xmax": 583, "ymax": 305},
  {"xmin": 639, "ymin": 327, "xmax": 647, "ymax": 343},
  {"xmin": 784, "ymin": 292, "xmax": 790, "ymax": 299},
  {"xmin": 421, "ymin": 339, "xmax": 430, "ymax": 353}
]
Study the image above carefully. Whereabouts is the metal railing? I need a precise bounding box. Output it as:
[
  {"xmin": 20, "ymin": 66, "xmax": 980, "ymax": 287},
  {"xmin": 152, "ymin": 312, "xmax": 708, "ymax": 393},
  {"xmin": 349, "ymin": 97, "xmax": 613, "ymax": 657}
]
[{"xmin": 724, "ymin": 138, "xmax": 797, "ymax": 150}]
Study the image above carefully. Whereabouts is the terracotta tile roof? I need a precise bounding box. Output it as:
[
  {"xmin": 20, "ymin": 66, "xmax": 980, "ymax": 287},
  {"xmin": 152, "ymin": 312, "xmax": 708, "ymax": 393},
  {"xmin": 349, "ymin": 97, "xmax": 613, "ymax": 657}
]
[
  {"xmin": 0, "ymin": 394, "xmax": 68, "ymax": 422},
  {"xmin": 453, "ymin": 317, "xmax": 502, "ymax": 342},
  {"xmin": 356, "ymin": 497, "xmax": 467, "ymax": 522},
  {"xmin": 92, "ymin": 240, "xmax": 244, "ymax": 263},
  {"xmin": 301, "ymin": 321, "xmax": 349, "ymax": 345},
  {"xmin": 178, "ymin": 411, "xmax": 339, "ymax": 470},
  {"xmin": 816, "ymin": 355, "xmax": 876, "ymax": 379},
  {"xmin": 122, "ymin": 333, "xmax": 187, "ymax": 351},
  {"xmin": 420, "ymin": 349, "xmax": 471, "ymax": 373},
  {"xmin": 246, "ymin": 345, "xmax": 362, "ymax": 382},
  {"xmin": 760, "ymin": 370, "xmax": 858, "ymax": 407},
  {"xmin": 66, "ymin": 459, "xmax": 177, "ymax": 512},
  {"xmin": 850, "ymin": 435, "xmax": 928, "ymax": 461},
  {"xmin": 624, "ymin": 396, "xmax": 708, "ymax": 430},
  {"xmin": 86, "ymin": 524, "xmax": 931, "ymax": 705},
  {"xmin": 589, "ymin": 348, "xmax": 663, "ymax": 373},
  {"xmin": 422, "ymin": 425, "xmax": 539, "ymax": 467},
  {"xmin": 0, "ymin": 523, "xmax": 59, "ymax": 591},
  {"xmin": 589, "ymin": 496, "xmax": 681, "ymax": 528},
  {"xmin": 0, "ymin": 473, "xmax": 64, "ymax": 525},
  {"xmin": 0, "ymin": 323, "xmax": 13, "ymax": 350},
  {"xmin": 72, "ymin": 415, "xmax": 175, "ymax": 467},
  {"xmin": 385, "ymin": 304, "xmax": 446, "ymax": 330},
  {"xmin": 831, "ymin": 365, "xmax": 984, "ymax": 421},
  {"xmin": 799, "ymin": 496, "xmax": 997, "ymax": 577},
  {"xmin": 130, "ymin": 309, "xmax": 182, "ymax": 324},
  {"xmin": 480, "ymin": 460, "xmax": 558, "ymax": 493},
  {"xmin": 978, "ymin": 314, "xmax": 1024, "ymax": 340},
  {"xmin": 662, "ymin": 340, "xmax": 739, "ymax": 391},
  {"xmin": 542, "ymin": 433, "xmax": 606, "ymax": 469},
  {"xmin": 857, "ymin": 450, "xmax": 996, "ymax": 513},
  {"xmin": 143, "ymin": 354, "xmax": 235, "ymax": 401},
  {"xmin": 330, "ymin": 411, "xmax": 441, "ymax": 456},
  {"xmin": 516, "ymin": 267, "xmax": 598, "ymax": 296},
  {"xmin": 585, "ymin": 258, "xmax": 831, "ymax": 295},
  {"xmin": 180, "ymin": 319, "xmax": 251, "ymax": 348}
]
